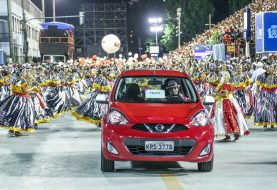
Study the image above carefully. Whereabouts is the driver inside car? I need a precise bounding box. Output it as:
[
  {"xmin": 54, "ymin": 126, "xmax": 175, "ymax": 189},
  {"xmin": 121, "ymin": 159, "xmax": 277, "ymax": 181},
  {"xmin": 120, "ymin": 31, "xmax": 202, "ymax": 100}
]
[{"xmin": 166, "ymin": 80, "xmax": 191, "ymax": 102}]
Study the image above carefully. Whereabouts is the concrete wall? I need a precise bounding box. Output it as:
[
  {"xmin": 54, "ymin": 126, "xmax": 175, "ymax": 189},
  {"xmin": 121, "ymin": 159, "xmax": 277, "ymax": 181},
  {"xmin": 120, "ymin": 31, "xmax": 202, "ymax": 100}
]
[
  {"xmin": 0, "ymin": 0, "xmax": 42, "ymax": 63},
  {"xmin": 0, "ymin": 0, "xmax": 8, "ymax": 15},
  {"xmin": 0, "ymin": 0, "xmax": 9, "ymax": 57}
]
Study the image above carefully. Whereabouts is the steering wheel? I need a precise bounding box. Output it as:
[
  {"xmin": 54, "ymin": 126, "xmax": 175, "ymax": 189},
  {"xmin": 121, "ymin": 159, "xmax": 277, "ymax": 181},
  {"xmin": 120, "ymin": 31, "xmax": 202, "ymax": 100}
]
[{"xmin": 166, "ymin": 95, "xmax": 184, "ymax": 102}]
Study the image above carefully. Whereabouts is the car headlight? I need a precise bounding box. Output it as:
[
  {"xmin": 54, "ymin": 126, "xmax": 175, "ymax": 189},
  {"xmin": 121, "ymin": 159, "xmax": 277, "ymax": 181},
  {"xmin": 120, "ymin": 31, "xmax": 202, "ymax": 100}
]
[
  {"xmin": 190, "ymin": 110, "xmax": 209, "ymax": 127},
  {"xmin": 108, "ymin": 110, "xmax": 128, "ymax": 125}
]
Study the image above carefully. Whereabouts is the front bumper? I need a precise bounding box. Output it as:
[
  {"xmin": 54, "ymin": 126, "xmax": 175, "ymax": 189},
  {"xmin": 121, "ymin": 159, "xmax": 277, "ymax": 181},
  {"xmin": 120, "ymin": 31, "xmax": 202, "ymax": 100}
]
[{"xmin": 102, "ymin": 120, "xmax": 214, "ymax": 162}]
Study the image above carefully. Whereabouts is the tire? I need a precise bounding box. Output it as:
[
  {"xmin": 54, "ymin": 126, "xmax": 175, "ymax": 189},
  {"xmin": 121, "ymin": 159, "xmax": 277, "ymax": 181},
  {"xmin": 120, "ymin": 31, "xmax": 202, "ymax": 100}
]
[
  {"xmin": 198, "ymin": 156, "xmax": 214, "ymax": 172},
  {"xmin": 101, "ymin": 148, "xmax": 115, "ymax": 172}
]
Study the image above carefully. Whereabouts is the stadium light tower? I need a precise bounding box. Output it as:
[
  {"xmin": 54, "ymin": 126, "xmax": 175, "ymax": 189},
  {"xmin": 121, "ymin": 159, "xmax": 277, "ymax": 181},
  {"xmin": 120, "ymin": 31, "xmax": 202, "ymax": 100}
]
[
  {"xmin": 149, "ymin": 17, "xmax": 163, "ymax": 24},
  {"xmin": 149, "ymin": 17, "xmax": 163, "ymax": 46},
  {"xmin": 176, "ymin": 8, "xmax": 182, "ymax": 49},
  {"xmin": 150, "ymin": 26, "xmax": 163, "ymax": 45},
  {"xmin": 53, "ymin": 0, "xmax": 56, "ymax": 22},
  {"xmin": 41, "ymin": 0, "xmax": 45, "ymax": 16}
]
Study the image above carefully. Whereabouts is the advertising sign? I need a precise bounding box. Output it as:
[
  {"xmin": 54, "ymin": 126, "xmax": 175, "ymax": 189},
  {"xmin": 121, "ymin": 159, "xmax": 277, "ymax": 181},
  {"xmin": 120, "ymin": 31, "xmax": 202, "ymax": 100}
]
[
  {"xmin": 149, "ymin": 46, "xmax": 160, "ymax": 54},
  {"xmin": 243, "ymin": 8, "xmax": 251, "ymax": 41},
  {"xmin": 212, "ymin": 43, "xmax": 225, "ymax": 61},
  {"xmin": 255, "ymin": 13, "xmax": 264, "ymax": 53},
  {"xmin": 227, "ymin": 45, "xmax": 235, "ymax": 53},
  {"xmin": 145, "ymin": 90, "xmax": 165, "ymax": 99},
  {"xmin": 264, "ymin": 12, "xmax": 277, "ymax": 52},
  {"xmin": 193, "ymin": 45, "xmax": 213, "ymax": 60},
  {"xmin": 0, "ymin": 50, "xmax": 4, "ymax": 65},
  {"xmin": 255, "ymin": 11, "xmax": 277, "ymax": 53}
]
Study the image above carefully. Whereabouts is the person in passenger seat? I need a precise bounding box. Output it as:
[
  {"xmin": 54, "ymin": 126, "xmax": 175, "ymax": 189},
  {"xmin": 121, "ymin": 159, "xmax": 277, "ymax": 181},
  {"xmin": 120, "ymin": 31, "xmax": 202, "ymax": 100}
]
[{"xmin": 126, "ymin": 83, "xmax": 145, "ymax": 102}]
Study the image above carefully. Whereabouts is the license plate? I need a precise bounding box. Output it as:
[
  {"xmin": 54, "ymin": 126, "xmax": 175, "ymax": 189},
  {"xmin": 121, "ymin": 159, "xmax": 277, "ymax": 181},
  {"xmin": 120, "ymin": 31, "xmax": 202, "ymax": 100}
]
[{"xmin": 145, "ymin": 141, "xmax": 174, "ymax": 151}]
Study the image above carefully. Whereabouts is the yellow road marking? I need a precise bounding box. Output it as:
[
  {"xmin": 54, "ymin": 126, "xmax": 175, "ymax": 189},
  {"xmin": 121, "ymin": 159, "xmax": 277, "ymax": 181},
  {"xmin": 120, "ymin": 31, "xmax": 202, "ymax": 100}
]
[{"xmin": 160, "ymin": 173, "xmax": 184, "ymax": 190}]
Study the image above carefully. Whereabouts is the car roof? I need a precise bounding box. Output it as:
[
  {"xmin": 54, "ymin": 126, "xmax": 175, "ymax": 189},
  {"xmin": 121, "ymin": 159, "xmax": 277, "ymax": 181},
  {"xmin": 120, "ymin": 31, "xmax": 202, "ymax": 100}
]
[{"xmin": 119, "ymin": 70, "xmax": 189, "ymax": 78}]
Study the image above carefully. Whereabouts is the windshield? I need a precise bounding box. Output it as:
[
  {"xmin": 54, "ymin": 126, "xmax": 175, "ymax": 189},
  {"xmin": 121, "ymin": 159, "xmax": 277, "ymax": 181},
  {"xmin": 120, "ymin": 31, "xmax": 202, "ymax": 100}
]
[{"xmin": 115, "ymin": 76, "xmax": 198, "ymax": 104}]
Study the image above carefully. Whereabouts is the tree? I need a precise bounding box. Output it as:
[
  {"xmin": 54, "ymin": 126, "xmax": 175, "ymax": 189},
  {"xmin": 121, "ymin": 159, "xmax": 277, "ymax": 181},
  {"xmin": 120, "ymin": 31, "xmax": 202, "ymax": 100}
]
[
  {"xmin": 210, "ymin": 29, "xmax": 221, "ymax": 44},
  {"xmin": 161, "ymin": 22, "xmax": 177, "ymax": 51},
  {"xmin": 228, "ymin": 0, "xmax": 252, "ymax": 15},
  {"xmin": 161, "ymin": 0, "xmax": 215, "ymax": 51}
]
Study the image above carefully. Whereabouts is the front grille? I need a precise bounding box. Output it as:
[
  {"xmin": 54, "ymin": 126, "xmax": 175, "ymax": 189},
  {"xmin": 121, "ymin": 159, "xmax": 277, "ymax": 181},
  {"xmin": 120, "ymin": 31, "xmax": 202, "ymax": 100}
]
[
  {"xmin": 126, "ymin": 145, "xmax": 193, "ymax": 156},
  {"xmin": 124, "ymin": 139, "xmax": 195, "ymax": 156},
  {"xmin": 131, "ymin": 123, "xmax": 188, "ymax": 133}
]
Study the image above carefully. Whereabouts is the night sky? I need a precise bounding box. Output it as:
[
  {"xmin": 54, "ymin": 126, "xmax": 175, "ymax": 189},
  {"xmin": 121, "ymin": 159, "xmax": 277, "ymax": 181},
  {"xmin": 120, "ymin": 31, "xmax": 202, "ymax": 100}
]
[
  {"xmin": 31, "ymin": 0, "xmax": 230, "ymax": 27},
  {"xmin": 31, "ymin": 0, "xmax": 231, "ymax": 52}
]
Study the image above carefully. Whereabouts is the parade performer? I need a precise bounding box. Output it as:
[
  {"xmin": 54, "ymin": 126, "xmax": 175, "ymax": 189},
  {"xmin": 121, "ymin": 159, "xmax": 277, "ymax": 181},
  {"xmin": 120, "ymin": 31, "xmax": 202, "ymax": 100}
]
[
  {"xmin": 0, "ymin": 69, "xmax": 36, "ymax": 137},
  {"xmin": 43, "ymin": 66, "xmax": 68, "ymax": 118},
  {"xmin": 205, "ymin": 65, "xmax": 220, "ymax": 96},
  {"xmin": 33, "ymin": 66, "xmax": 55, "ymax": 123},
  {"xmin": 72, "ymin": 70, "xmax": 111, "ymax": 126},
  {"xmin": 28, "ymin": 68, "xmax": 49, "ymax": 125},
  {"xmin": 75, "ymin": 68, "xmax": 89, "ymax": 95},
  {"xmin": 83, "ymin": 68, "xmax": 94, "ymax": 90},
  {"xmin": 211, "ymin": 64, "xmax": 250, "ymax": 142},
  {"xmin": 254, "ymin": 64, "xmax": 277, "ymax": 130},
  {"xmin": 0, "ymin": 69, "xmax": 12, "ymax": 101},
  {"xmin": 64, "ymin": 68, "xmax": 82, "ymax": 108},
  {"xmin": 231, "ymin": 65, "xmax": 254, "ymax": 118},
  {"xmin": 191, "ymin": 65, "xmax": 206, "ymax": 97},
  {"xmin": 251, "ymin": 62, "xmax": 266, "ymax": 95}
]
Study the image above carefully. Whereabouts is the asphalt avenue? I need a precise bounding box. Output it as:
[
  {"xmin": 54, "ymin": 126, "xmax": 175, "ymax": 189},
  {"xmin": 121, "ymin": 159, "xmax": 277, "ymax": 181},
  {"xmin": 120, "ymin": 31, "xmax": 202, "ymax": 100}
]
[{"xmin": 0, "ymin": 112, "xmax": 276, "ymax": 190}]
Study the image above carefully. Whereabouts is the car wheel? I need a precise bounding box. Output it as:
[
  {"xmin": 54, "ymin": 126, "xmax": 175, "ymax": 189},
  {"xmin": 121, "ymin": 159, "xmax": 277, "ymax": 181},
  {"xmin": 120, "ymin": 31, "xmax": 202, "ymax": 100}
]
[
  {"xmin": 197, "ymin": 156, "xmax": 214, "ymax": 172},
  {"xmin": 101, "ymin": 148, "xmax": 115, "ymax": 172}
]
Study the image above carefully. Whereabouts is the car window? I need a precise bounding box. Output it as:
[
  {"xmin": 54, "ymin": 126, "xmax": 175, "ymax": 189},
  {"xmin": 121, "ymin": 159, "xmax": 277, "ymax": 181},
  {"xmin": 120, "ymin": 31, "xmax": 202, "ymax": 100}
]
[{"xmin": 115, "ymin": 76, "xmax": 198, "ymax": 104}]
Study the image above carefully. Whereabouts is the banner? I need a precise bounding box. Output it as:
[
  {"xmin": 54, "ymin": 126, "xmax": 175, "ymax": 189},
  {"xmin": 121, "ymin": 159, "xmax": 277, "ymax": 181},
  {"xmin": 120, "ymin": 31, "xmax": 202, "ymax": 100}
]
[
  {"xmin": 150, "ymin": 46, "xmax": 159, "ymax": 54},
  {"xmin": 243, "ymin": 8, "xmax": 251, "ymax": 41},
  {"xmin": 226, "ymin": 45, "xmax": 235, "ymax": 53},
  {"xmin": 0, "ymin": 50, "xmax": 4, "ymax": 65},
  {"xmin": 193, "ymin": 45, "xmax": 213, "ymax": 60},
  {"xmin": 212, "ymin": 44, "xmax": 225, "ymax": 61},
  {"xmin": 264, "ymin": 12, "xmax": 277, "ymax": 52},
  {"xmin": 255, "ymin": 11, "xmax": 277, "ymax": 53},
  {"xmin": 255, "ymin": 13, "xmax": 264, "ymax": 53}
]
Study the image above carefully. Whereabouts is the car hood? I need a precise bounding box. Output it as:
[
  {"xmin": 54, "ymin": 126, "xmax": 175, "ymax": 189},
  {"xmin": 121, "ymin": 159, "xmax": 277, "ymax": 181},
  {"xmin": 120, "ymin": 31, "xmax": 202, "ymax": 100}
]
[{"xmin": 112, "ymin": 102, "xmax": 203, "ymax": 118}]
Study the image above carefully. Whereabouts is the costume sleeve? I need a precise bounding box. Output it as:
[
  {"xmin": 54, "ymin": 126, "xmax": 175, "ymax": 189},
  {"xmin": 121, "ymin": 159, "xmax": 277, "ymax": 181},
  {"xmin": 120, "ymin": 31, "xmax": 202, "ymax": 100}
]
[
  {"xmin": 220, "ymin": 83, "xmax": 232, "ymax": 93},
  {"xmin": 256, "ymin": 74, "xmax": 264, "ymax": 87}
]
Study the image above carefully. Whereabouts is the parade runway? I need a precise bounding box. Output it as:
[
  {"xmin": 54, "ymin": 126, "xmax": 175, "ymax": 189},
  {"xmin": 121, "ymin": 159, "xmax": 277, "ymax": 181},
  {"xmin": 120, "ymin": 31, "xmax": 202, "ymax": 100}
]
[{"xmin": 0, "ymin": 112, "xmax": 276, "ymax": 190}]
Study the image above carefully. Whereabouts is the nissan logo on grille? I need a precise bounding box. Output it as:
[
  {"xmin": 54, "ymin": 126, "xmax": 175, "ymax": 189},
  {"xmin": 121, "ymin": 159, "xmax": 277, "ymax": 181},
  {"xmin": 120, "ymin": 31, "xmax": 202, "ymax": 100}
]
[{"xmin": 155, "ymin": 124, "xmax": 165, "ymax": 132}]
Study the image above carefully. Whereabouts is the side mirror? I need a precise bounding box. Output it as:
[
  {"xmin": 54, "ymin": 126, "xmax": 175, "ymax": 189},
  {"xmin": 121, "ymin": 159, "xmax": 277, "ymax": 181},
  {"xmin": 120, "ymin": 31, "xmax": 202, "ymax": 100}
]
[
  {"xmin": 203, "ymin": 95, "xmax": 215, "ymax": 106},
  {"xmin": 95, "ymin": 94, "xmax": 109, "ymax": 104}
]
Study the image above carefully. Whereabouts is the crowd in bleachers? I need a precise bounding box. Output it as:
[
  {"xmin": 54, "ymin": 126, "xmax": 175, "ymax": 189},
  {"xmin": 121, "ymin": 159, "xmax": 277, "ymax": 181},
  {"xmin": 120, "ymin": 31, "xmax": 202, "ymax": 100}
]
[{"xmin": 169, "ymin": 0, "xmax": 277, "ymax": 58}]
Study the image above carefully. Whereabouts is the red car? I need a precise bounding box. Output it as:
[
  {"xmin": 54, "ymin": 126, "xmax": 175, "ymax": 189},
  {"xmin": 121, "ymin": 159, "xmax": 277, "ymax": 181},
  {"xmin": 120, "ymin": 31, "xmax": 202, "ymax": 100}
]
[{"xmin": 99, "ymin": 70, "xmax": 214, "ymax": 172}]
